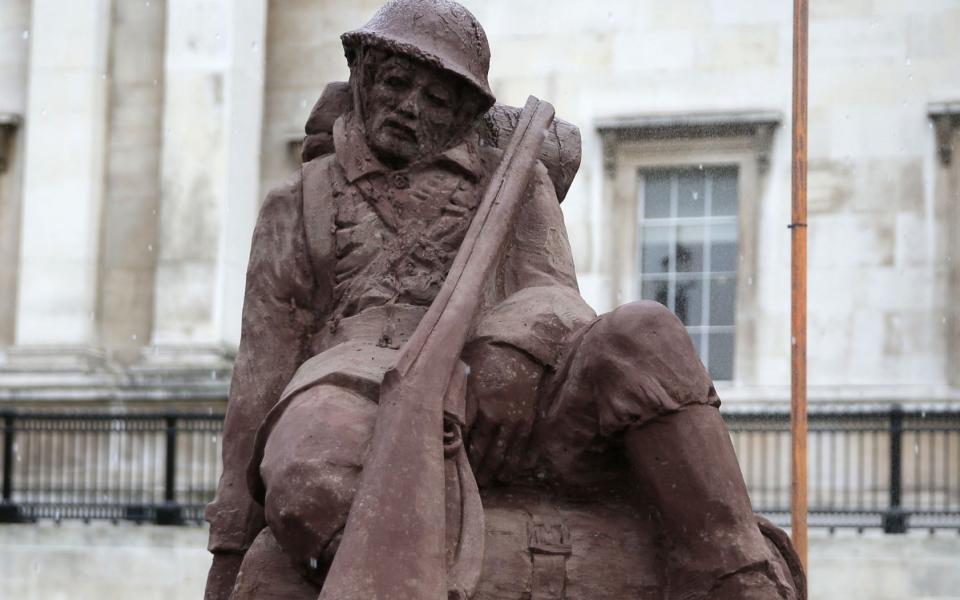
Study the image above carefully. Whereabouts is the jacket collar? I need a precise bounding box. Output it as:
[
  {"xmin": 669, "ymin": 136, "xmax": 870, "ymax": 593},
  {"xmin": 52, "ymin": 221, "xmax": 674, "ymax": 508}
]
[{"xmin": 333, "ymin": 111, "xmax": 484, "ymax": 183}]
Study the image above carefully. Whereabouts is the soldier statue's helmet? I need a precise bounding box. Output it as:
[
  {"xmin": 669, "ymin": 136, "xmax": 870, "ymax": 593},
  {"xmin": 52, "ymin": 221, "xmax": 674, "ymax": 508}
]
[{"xmin": 341, "ymin": 0, "xmax": 496, "ymax": 113}]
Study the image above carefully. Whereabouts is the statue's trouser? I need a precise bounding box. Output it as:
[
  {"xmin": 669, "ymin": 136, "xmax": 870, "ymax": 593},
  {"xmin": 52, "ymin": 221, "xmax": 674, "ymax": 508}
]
[{"xmin": 255, "ymin": 301, "xmax": 798, "ymax": 598}]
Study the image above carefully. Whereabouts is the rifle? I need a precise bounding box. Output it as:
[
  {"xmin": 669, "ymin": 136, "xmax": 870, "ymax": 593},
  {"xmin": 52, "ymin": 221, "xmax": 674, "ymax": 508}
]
[{"xmin": 317, "ymin": 96, "xmax": 556, "ymax": 600}]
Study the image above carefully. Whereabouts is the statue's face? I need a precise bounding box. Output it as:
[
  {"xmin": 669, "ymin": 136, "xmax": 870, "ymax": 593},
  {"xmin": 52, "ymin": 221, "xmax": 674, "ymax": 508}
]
[{"xmin": 361, "ymin": 53, "xmax": 475, "ymax": 167}]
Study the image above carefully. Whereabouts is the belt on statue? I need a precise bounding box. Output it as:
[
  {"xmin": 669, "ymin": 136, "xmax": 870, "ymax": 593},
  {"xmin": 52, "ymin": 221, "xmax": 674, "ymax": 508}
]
[{"xmin": 527, "ymin": 502, "xmax": 573, "ymax": 600}]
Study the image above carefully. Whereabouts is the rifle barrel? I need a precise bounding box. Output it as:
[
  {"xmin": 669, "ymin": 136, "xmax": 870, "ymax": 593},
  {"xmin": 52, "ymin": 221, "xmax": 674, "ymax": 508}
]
[{"xmin": 318, "ymin": 96, "xmax": 556, "ymax": 600}]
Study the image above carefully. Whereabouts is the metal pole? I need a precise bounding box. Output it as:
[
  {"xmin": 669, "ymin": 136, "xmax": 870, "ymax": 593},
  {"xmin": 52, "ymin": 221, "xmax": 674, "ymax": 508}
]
[
  {"xmin": 791, "ymin": 0, "xmax": 810, "ymax": 572},
  {"xmin": 156, "ymin": 413, "xmax": 182, "ymax": 525},
  {"xmin": 2, "ymin": 412, "xmax": 13, "ymax": 502},
  {"xmin": 883, "ymin": 405, "xmax": 907, "ymax": 533},
  {"xmin": 0, "ymin": 411, "xmax": 21, "ymax": 523},
  {"xmin": 164, "ymin": 414, "xmax": 177, "ymax": 504}
]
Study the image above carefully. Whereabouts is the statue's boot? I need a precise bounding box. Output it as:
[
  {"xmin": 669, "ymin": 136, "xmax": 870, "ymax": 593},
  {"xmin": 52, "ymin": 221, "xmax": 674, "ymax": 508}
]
[{"xmin": 624, "ymin": 404, "xmax": 799, "ymax": 600}]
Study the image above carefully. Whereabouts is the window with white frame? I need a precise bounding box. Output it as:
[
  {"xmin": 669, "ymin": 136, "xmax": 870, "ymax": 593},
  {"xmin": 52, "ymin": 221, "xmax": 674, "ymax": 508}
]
[{"xmin": 637, "ymin": 166, "xmax": 738, "ymax": 380}]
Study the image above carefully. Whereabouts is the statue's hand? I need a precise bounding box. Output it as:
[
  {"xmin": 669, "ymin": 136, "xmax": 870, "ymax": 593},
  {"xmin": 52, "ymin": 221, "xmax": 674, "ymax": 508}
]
[{"xmin": 463, "ymin": 342, "xmax": 542, "ymax": 486}]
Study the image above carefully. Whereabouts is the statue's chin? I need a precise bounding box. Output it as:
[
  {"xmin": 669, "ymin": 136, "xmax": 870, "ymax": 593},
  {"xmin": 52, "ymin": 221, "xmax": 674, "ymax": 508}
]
[{"xmin": 368, "ymin": 132, "xmax": 419, "ymax": 169}]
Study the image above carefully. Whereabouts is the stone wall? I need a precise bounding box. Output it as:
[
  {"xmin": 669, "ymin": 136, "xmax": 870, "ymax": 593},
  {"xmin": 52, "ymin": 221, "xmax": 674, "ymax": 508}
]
[{"xmin": 0, "ymin": 523, "xmax": 957, "ymax": 599}]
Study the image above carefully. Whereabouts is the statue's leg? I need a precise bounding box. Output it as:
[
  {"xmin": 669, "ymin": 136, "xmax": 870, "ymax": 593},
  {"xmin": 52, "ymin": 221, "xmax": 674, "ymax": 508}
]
[
  {"xmin": 258, "ymin": 383, "xmax": 377, "ymax": 586},
  {"xmin": 624, "ymin": 406, "xmax": 797, "ymax": 599},
  {"xmin": 537, "ymin": 301, "xmax": 797, "ymax": 599}
]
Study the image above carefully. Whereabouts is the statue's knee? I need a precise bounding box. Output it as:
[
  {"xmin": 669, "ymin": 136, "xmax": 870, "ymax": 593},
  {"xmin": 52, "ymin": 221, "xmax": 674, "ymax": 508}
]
[
  {"xmin": 586, "ymin": 301, "xmax": 685, "ymax": 357},
  {"xmin": 260, "ymin": 385, "xmax": 375, "ymax": 568},
  {"xmin": 608, "ymin": 301, "xmax": 682, "ymax": 333},
  {"xmin": 568, "ymin": 301, "xmax": 711, "ymax": 416},
  {"xmin": 263, "ymin": 456, "xmax": 357, "ymax": 568}
]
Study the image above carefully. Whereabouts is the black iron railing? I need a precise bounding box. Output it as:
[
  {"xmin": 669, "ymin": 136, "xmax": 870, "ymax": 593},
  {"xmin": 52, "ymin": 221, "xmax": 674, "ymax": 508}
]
[
  {"xmin": 727, "ymin": 405, "xmax": 960, "ymax": 532},
  {"xmin": 0, "ymin": 406, "xmax": 958, "ymax": 531},
  {"xmin": 0, "ymin": 411, "xmax": 222, "ymax": 524}
]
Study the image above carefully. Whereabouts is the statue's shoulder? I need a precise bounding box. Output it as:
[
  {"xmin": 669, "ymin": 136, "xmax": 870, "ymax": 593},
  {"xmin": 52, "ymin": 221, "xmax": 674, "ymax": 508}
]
[
  {"xmin": 256, "ymin": 155, "xmax": 342, "ymax": 237},
  {"xmin": 258, "ymin": 169, "xmax": 305, "ymax": 222},
  {"xmin": 478, "ymin": 104, "xmax": 581, "ymax": 202},
  {"xmin": 299, "ymin": 153, "xmax": 348, "ymax": 211},
  {"xmin": 301, "ymin": 152, "xmax": 344, "ymax": 187}
]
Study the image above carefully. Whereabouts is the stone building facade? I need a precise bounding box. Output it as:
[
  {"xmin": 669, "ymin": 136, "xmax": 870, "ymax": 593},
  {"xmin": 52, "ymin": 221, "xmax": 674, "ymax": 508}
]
[{"xmin": 1, "ymin": 0, "xmax": 958, "ymax": 409}]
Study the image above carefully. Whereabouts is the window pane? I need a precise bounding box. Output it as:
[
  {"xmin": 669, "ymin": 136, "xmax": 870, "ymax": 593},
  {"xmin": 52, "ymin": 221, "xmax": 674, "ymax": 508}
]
[
  {"xmin": 640, "ymin": 277, "xmax": 670, "ymax": 308},
  {"xmin": 708, "ymin": 332, "xmax": 734, "ymax": 380},
  {"xmin": 640, "ymin": 225, "xmax": 671, "ymax": 274},
  {"xmin": 709, "ymin": 275, "xmax": 736, "ymax": 326},
  {"xmin": 675, "ymin": 224, "xmax": 704, "ymax": 272},
  {"xmin": 710, "ymin": 167, "xmax": 738, "ymax": 217},
  {"xmin": 709, "ymin": 222, "xmax": 738, "ymax": 272},
  {"xmin": 677, "ymin": 169, "xmax": 705, "ymax": 217},
  {"xmin": 675, "ymin": 277, "xmax": 703, "ymax": 326},
  {"xmin": 643, "ymin": 171, "xmax": 672, "ymax": 219},
  {"xmin": 635, "ymin": 166, "xmax": 740, "ymax": 383}
]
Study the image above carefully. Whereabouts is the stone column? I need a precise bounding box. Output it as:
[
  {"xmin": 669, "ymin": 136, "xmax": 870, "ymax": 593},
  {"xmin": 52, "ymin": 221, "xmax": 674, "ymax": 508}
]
[
  {"xmin": 949, "ymin": 126, "xmax": 960, "ymax": 387},
  {"xmin": 0, "ymin": 0, "xmax": 31, "ymax": 346},
  {"xmin": 96, "ymin": 0, "xmax": 166, "ymax": 364},
  {"xmin": 14, "ymin": 0, "xmax": 112, "ymax": 351},
  {"xmin": 151, "ymin": 0, "xmax": 267, "ymax": 360}
]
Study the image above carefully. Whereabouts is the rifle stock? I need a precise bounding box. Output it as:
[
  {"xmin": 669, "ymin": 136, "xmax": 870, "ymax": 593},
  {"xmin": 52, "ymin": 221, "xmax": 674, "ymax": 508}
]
[{"xmin": 317, "ymin": 96, "xmax": 556, "ymax": 600}]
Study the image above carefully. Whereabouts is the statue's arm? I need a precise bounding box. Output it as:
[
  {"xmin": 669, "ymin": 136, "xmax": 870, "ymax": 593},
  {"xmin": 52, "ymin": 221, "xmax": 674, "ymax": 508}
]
[
  {"xmin": 473, "ymin": 163, "xmax": 595, "ymax": 367},
  {"xmin": 465, "ymin": 164, "xmax": 595, "ymax": 483},
  {"xmin": 204, "ymin": 174, "xmax": 319, "ymax": 599}
]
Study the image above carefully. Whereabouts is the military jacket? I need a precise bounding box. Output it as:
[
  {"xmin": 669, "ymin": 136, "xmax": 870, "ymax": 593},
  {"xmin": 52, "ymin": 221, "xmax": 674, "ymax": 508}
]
[{"xmin": 206, "ymin": 111, "xmax": 595, "ymax": 554}]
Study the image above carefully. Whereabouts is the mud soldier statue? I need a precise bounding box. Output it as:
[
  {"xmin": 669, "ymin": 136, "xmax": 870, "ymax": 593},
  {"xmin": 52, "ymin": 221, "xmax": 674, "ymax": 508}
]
[{"xmin": 204, "ymin": 1, "xmax": 805, "ymax": 598}]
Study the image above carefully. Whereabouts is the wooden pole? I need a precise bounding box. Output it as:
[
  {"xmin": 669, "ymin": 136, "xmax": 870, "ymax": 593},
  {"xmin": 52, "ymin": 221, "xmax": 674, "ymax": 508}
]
[{"xmin": 790, "ymin": 0, "xmax": 810, "ymax": 573}]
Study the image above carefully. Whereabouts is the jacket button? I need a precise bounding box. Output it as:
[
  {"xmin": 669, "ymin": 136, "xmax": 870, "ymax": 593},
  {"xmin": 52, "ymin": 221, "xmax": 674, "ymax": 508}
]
[{"xmin": 392, "ymin": 173, "xmax": 410, "ymax": 189}]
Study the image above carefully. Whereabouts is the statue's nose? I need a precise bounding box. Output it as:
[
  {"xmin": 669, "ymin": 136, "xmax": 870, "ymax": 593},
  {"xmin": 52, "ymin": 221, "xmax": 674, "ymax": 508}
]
[{"xmin": 395, "ymin": 89, "xmax": 420, "ymax": 119}]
